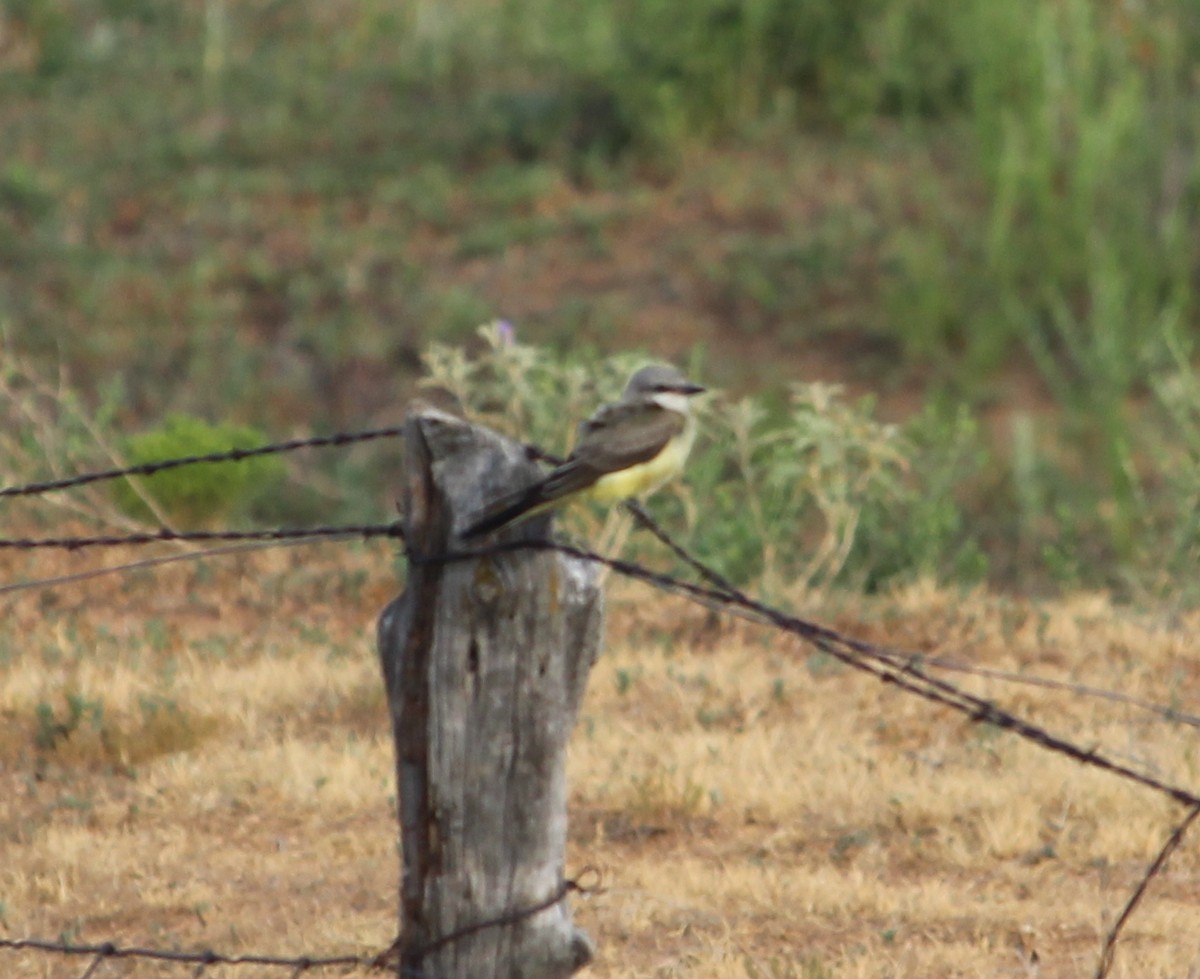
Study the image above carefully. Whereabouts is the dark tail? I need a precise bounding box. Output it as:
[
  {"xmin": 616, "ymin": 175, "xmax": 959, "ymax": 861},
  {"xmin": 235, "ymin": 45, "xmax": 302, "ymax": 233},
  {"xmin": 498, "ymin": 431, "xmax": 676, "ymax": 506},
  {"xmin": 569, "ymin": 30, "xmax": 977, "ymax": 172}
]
[{"xmin": 460, "ymin": 485, "xmax": 549, "ymax": 539}]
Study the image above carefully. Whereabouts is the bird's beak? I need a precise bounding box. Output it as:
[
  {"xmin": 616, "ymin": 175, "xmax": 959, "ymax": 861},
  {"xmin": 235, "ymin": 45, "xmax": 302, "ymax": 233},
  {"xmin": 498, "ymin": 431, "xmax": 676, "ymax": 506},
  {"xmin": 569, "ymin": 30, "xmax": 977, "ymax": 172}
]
[{"xmin": 679, "ymin": 383, "xmax": 706, "ymax": 396}]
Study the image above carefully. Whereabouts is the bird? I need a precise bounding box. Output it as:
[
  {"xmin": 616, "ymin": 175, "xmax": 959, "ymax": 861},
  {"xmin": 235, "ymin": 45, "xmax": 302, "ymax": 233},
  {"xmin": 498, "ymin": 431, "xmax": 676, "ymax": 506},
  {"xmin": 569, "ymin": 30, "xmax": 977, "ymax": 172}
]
[{"xmin": 460, "ymin": 363, "xmax": 705, "ymax": 539}]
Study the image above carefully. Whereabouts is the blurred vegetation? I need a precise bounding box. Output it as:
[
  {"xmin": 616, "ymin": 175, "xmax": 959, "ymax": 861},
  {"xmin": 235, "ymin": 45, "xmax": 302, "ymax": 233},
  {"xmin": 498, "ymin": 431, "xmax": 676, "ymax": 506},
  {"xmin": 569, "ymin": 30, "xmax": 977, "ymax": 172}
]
[
  {"xmin": 2, "ymin": 0, "xmax": 1200, "ymax": 598},
  {"xmin": 111, "ymin": 415, "xmax": 285, "ymax": 526},
  {"xmin": 424, "ymin": 325, "xmax": 1185, "ymax": 599}
]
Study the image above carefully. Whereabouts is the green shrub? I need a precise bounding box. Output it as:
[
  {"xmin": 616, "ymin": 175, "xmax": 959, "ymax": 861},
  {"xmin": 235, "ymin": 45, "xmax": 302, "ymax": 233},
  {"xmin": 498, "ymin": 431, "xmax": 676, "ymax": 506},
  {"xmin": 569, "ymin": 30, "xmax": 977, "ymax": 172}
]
[
  {"xmin": 112, "ymin": 414, "xmax": 284, "ymax": 526},
  {"xmin": 850, "ymin": 403, "xmax": 989, "ymax": 591}
]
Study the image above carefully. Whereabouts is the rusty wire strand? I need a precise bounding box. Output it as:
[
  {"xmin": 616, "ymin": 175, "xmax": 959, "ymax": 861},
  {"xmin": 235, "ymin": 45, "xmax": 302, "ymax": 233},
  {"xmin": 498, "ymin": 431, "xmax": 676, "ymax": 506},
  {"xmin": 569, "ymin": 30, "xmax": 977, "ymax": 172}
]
[
  {"xmin": 374, "ymin": 868, "xmax": 603, "ymax": 966},
  {"xmin": 628, "ymin": 499, "xmax": 1200, "ymax": 732},
  {"xmin": 1093, "ymin": 801, "xmax": 1200, "ymax": 979},
  {"xmin": 416, "ymin": 869, "xmax": 600, "ymax": 956},
  {"xmin": 621, "ymin": 501, "xmax": 1200, "ymax": 729},
  {"xmin": 0, "ymin": 870, "xmax": 600, "ymax": 978},
  {"xmin": 0, "ymin": 522, "xmax": 402, "ymax": 551},
  {"xmin": 11, "ymin": 507, "xmax": 1193, "ymax": 737},
  {"xmin": 0, "ymin": 937, "xmax": 369, "ymax": 972},
  {"xmin": 2, "ymin": 517, "xmax": 1198, "ymax": 803},
  {"xmin": 4, "ymin": 515, "xmax": 1197, "ymax": 733},
  {"xmin": 0, "ymin": 426, "xmax": 408, "ymax": 500},
  {"xmin": 0, "ymin": 428, "xmax": 560, "ymax": 502},
  {"xmin": 870, "ymin": 651, "xmax": 1200, "ymax": 730}
]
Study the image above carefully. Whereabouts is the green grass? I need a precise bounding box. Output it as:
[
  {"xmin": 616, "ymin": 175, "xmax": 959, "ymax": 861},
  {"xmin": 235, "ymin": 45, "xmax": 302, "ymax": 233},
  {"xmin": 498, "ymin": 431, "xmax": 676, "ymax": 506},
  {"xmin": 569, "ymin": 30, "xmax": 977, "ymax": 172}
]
[{"xmin": 2, "ymin": 0, "xmax": 1200, "ymax": 598}]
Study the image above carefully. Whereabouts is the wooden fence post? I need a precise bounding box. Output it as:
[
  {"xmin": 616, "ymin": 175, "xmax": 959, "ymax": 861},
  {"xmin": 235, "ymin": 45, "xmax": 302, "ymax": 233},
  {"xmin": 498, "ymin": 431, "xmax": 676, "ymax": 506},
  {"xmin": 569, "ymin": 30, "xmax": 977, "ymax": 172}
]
[{"xmin": 376, "ymin": 406, "xmax": 603, "ymax": 979}]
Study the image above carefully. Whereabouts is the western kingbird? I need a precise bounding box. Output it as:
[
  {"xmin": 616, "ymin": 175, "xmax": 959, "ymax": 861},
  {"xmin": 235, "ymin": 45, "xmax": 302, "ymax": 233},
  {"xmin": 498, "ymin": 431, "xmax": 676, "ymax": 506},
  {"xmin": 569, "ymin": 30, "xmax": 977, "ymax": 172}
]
[{"xmin": 461, "ymin": 364, "xmax": 705, "ymax": 539}]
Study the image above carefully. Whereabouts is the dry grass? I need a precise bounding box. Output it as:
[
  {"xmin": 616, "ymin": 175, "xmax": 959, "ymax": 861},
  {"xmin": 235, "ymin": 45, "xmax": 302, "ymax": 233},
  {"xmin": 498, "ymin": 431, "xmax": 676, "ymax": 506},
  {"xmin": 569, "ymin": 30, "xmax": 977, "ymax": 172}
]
[{"xmin": 1, "ymin": 543, "xmax": 1198, "ymax": 978}]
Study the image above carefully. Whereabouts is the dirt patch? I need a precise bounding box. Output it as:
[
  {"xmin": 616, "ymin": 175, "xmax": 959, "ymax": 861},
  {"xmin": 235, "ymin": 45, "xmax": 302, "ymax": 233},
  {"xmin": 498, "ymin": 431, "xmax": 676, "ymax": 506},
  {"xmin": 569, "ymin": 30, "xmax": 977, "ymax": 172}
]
[{"xmin": 1, "ymin": 552, "xmax": 1197, "ymax": 978}]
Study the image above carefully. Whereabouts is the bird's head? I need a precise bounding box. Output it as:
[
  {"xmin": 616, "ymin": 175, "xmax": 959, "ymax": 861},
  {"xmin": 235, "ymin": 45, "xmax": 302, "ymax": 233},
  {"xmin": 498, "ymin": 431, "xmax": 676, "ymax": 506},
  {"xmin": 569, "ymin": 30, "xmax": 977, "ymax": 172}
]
[{"xmin": 624, "ymin": 365, "xmax": 705, "ymax": 409}]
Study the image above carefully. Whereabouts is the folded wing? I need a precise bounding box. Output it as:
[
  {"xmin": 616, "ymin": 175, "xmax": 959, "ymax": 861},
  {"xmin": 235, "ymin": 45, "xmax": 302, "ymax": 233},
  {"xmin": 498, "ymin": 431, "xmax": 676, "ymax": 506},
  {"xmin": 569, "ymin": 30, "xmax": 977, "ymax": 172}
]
[{"xmin": 461, "ymin": 403, "xmax": 684, "ymax": 538}]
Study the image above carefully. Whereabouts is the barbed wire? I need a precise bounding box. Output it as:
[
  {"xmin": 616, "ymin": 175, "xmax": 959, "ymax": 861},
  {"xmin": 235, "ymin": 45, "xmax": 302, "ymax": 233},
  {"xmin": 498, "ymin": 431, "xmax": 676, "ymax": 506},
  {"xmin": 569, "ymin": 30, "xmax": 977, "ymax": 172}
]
[
  {"xmin": 0, "ymin": 936, "xmax": 370, "ymax": 977},
  {"xmin": 6, "ymin": 519, "xmax": 1198, "ymax": 742},
  {"xmin": 0, "ymin": 870, "xmax": 601, "ymax": 979},
  {"xmin": 0, "ymin": 426, "xmax": 560, "ymax": 502},
  {"xmin": 2, "ymin": 448, "xmax": 1197, "ymax": 976},
  {"xmin": 0, "ymin": 425, "xmax": 408, "ymax": 500},
  {"xmin": 623, "ymin": 507, "xmax": 1200, "ymax": 975},
  {"xmin": 1093, "ymin": 801, "xmax": 1200, "ymax": 979},
  {"xmin": 5, "ymin": 512, "xmax": 1199, "ymax": 727},
  {"xmin": 619, "ymin": 500, "xmax": 1200, "ymax": 732},
  {"xmin": 872, "ymin": 649, "xmax": 1200, "ymax": 730},
  {"xmin": 0, "ymin": 522, "xmax": 402, "ymax": 551},
  {"xmin": 428, "ymin": 527, "xmax": 1200, "ymax": 814},
  {"xmin": 2, "ymin": 515, "xmax": 1200, "ymax": 791},
  {"xmin": 373, "ymin": 868, "xmax": 602, "ymax": 965}
]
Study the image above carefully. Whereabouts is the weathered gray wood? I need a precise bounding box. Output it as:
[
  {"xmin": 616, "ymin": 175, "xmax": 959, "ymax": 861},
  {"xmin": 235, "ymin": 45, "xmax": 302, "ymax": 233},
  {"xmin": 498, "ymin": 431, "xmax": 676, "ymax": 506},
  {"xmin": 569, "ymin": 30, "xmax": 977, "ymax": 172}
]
[{"xmin": 377, "ymin": 407, "xmax": 603, "ymax": 979}]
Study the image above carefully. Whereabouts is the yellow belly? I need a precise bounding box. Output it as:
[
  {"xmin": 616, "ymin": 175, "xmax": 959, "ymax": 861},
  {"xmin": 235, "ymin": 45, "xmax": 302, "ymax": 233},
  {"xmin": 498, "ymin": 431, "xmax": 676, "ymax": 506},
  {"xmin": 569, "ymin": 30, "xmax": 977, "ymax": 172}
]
[{"xmin": 586, "ymin": 417, "xmax": 696, "ymax": 504}]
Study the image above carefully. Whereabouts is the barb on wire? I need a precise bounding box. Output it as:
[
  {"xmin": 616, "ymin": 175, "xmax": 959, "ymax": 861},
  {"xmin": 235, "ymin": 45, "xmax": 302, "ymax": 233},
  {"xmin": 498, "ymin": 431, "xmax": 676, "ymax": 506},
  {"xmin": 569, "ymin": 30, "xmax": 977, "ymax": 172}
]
[
  {"xmin": 0, "ymin": 522, "xmax": 403, "ymax": 551},
  {"xmin": 0, "ymin": 425, "xmax": 408, "ymax": 501},
  {"xmin": 8, "ymin": 499, "xmax": 1192, "ymax": 729},
  {"xmin": 1094, "ymin": 802, "xmax": 1200, "ymax": 979},
  {"xmin": 0, "ymin": 937, "xmax": 372, "ymax": 974},
  {"xmin": 374, "ymin": 868, "xmax": 602, "ymax": 968},
  {"xmin": 623, "ymin": 500, "xmax": 741, "ymax": 597},
  {"xmin": 2, "ymin": 870, "xmax": 602, "ymax": 977}
]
